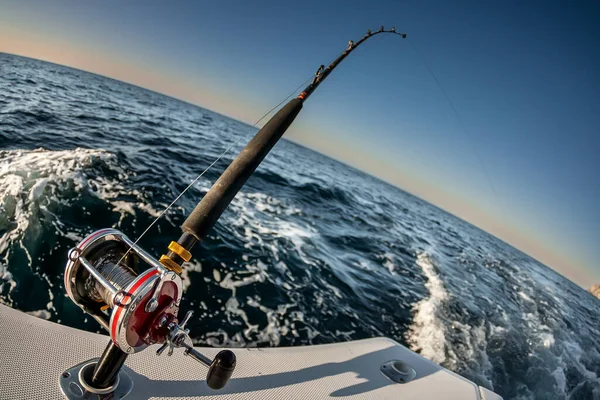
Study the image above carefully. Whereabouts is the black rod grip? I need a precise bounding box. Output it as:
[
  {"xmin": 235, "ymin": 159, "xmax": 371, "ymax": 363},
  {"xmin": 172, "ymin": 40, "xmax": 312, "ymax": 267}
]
[{"xmin": 181, "ymin": 98, "xmax": 303, "ymax": 243}]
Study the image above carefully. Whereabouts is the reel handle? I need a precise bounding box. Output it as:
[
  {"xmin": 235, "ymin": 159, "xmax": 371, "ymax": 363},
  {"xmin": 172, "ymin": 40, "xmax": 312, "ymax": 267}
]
[
  {"xmin": 156, "ymin": 310, "xmax": 236, "ymax": 390},
  {"xmin": 184, "ymin": 347, "xmax": 236, "ymax": 390}
]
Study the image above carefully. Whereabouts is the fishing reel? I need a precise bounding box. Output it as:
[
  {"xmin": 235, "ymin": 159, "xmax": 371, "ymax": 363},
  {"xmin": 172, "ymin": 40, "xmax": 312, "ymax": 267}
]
[{"xmin": 62, "ymin": 228, "xmax": 235, "ymax": 397}]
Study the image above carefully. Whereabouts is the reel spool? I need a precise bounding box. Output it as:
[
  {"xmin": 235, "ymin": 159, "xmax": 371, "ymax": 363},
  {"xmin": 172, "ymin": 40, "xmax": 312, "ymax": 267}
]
[{"xmin": 64, "ymin": 228, "xmax": 183, "ymax": 354}]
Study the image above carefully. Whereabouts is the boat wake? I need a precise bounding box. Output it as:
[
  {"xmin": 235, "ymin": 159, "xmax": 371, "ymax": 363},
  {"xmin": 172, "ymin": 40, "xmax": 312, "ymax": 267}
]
[
  {"xmin": 406, "ymin": 252, "xmax": 449, "ymax": 365},
  {"xmin": 404, "ymin": 251, "xmax": 599, "ymax": 399}
]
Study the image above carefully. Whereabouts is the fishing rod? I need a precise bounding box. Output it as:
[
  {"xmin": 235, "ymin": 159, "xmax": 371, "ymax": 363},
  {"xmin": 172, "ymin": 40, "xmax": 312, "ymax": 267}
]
[
  {"xmin": 166, "ymin": 27, "xmax": 406, "ymax": 266},
  {"xmin": 60, "ymin": 26, "xmax": 406, "ymax": 399}
]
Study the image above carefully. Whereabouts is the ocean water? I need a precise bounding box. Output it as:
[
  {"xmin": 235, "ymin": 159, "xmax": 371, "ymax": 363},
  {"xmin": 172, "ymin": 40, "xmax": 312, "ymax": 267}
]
[{"xmin": 0, "ymin": 53, "xmax": 598, "ymax": 399}]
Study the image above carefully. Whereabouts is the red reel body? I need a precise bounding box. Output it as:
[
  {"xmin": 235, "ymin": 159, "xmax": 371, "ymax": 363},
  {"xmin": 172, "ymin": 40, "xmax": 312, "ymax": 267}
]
[{"xmin": 64, "ymin": 229, "xmax": 182, "ymax": 353}]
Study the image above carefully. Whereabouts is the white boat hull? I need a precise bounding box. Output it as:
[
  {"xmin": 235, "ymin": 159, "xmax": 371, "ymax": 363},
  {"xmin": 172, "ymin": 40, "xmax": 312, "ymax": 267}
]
[{"xmin": 0, "ymin": 304, "xmax": 501, "ymax": 399}]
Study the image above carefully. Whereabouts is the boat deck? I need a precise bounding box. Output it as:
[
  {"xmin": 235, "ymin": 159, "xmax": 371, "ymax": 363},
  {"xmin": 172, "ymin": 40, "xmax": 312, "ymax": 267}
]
[{"xmin": 0, "ymin": 304, "xmax": 501, "ymax": 399}]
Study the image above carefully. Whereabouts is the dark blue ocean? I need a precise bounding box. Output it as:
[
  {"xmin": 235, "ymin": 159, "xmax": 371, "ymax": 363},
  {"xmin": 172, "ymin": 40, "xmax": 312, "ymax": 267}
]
[{"xmin": 0, "ymin": 53, "xmax": 598, "ymax": 399}]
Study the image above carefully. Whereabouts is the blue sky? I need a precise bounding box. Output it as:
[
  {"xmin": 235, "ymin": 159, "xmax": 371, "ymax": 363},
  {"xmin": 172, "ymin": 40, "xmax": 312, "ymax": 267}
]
[{"xmin": 0, "ymin": 0, "xmax": 598, "ymax": 287}]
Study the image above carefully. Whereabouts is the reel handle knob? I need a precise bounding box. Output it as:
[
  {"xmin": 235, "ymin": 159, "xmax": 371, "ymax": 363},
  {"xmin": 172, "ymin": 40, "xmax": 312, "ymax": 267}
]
[
  {"xmin": 183, "ymin": 346, "xmax": 236, "ymax": 390},
  {"xmin": 206, "ymin": 350, "xmax": 236, "ymax": 390},
  {"xmin": 162, "ymin": 311, "xmax": 236, "ymax": 390}
]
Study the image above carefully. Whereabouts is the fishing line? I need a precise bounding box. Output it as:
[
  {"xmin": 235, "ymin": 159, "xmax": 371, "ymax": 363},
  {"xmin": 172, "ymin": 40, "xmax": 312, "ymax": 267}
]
[
  {"xmin": 407, "ymin": 38, "xmax": 508, "ymax": 220},
  {"xmin": 251, "ymin": 50, "xmax": 346, "ymax": 124},
  {"xmin": 111, "ymin": 72, "xmax": 318, "ymax": 270}
]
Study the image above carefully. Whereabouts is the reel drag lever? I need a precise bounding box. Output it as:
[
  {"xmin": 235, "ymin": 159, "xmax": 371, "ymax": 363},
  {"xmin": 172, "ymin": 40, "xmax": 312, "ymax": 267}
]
[{"xmin": 156, "ymin": 310, "xmax": 237, "ymax": 390}]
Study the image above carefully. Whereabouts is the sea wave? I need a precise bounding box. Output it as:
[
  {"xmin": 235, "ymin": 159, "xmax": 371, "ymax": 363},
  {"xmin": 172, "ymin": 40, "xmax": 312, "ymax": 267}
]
[{"xmin": 1, "ymin": 53, "xmax": 599, "ymax": 399}]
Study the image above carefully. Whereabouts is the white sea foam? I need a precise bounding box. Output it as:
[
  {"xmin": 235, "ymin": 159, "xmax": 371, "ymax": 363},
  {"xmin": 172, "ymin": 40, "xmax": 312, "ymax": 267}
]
[
  {"xmin": 550, "ymin": 339, "xmax": 599, "ymax": 399},
  {"xmin": 212, "ymin": 269, "xmax": 221, "ymax": 282},
  {"xmin": 219, "ymin": 271, "xmax": 265, "ymax": 289},
  {"xmin": 0, "ymin": 263, "xmax": 17, "ymax": 299},
  {"xmin": 0, "ymin": 148, "xmax": 107, "ymax": 297},
  {"xmin": 379, "ymin": 252, "xmax": 396, "ymax": 274},
  {"xmin": 224, "ymin": 189, "xmax": 316, "ymax": 267},
  {"xmin": 194, "ymin": 292, "xmax": 310, "ymax": 348},
  {"xmin": 200, "ymin": 253, "xmax": 319, "ymax": 347},
  {"xmin": 518, "ymin": 290, "xmax": 533, "ymax": 302},
  {"xmin": 25, "ymin": 309, "xmax": 51, "ymax": 320},
  {"xmin": 406, "ymin": 252, "xmax": 448, "ymax": 364},
  {"xmin": 180, "ymin": 260, "xmax": 202, "ymax": 291},
  {"xmin": 0, "ymin": 148, "xmax": 162, "ymax": 302},
  {"xmin": 136, "ymin": 202, "xmax": 162, "ymax": 218}
]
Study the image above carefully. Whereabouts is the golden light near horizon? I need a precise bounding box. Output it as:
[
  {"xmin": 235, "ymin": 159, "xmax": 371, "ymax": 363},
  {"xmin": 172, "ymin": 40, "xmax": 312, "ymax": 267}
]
[{"xmin": 0, "ymin": 25, "xmax": 265, "ymax": 125}]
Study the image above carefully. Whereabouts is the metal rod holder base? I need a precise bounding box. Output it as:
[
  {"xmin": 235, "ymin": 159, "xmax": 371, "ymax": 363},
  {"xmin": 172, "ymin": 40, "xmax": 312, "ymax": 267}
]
[{"xmin": 59, "ymin": 358, "xmax": 134, "ymax": 399}]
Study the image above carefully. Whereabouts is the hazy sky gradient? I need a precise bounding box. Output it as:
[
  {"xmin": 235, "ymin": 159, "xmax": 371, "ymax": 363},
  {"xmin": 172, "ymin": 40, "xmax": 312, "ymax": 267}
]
[{"xmin": 1, "ymin": 0, "xmax": 598, "ymax": 287}]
